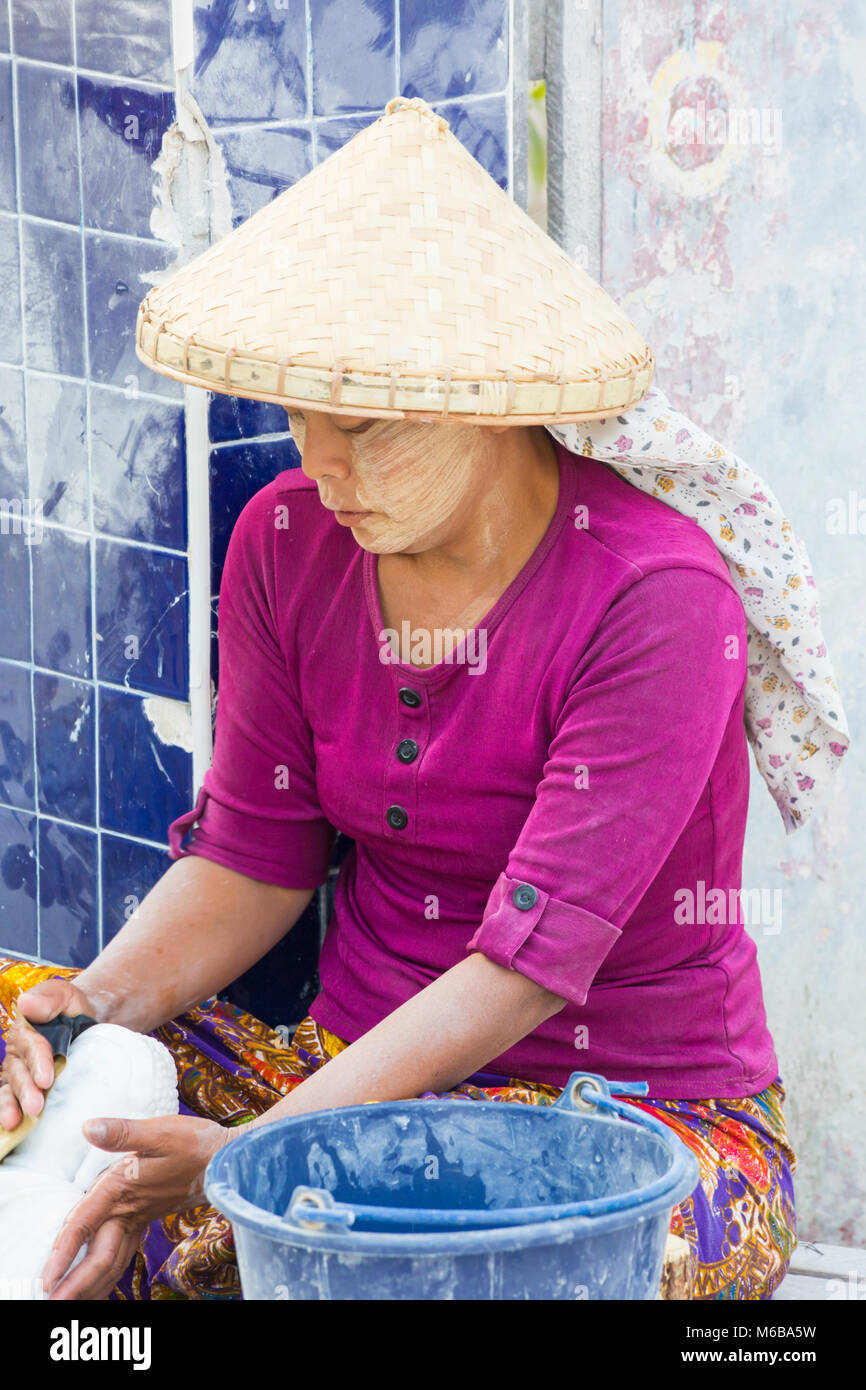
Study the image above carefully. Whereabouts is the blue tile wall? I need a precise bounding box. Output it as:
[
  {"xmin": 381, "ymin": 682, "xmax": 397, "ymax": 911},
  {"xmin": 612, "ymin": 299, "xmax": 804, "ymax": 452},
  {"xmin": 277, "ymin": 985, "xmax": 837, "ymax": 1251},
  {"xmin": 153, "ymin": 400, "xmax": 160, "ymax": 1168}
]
[
  {"xmin": 95, "ymin": 539, "xmax": 188, "ymax": 698},
  {"xmin": 400, "ymin": 0, "xmax": 509, "ymax": 101},
  {"xmin": 0, "ymin": 0, "xmax": 523, "ymax": 1028},
  {"xmin": 84, "ymin": 231, "xmax": 182, "ymax": 394},
  {"xmin": 74, "ymin": 1, "xmax": 172, "ymax": 86},
  {"xmin": 0, "ymin": 805, "xmax": 37, "ymax": 955},
  {"xmin": 97, "ymin": 685, "xmax": 191, "ymax": 842},
  {"xmin": 442, "ymin": 94, "xmax": 508, "ymax": 189},
  {"xmin": 0, "ymin": 658, "xmax": 34, "ymax": 809},
  {"xmin": 34, "ymin": 671, "xmax": 95, "ymax": 825},
  {"xmin": 26, "ymin": 375, "xmax": 88, "ymax": 527},
  {"xmin": 209, "ymin": 436, "xmax": 300, "ymax": 579},
  {"xmin": 77, "ymin": 78, "xmax": 175, "ymax": 237},
  {"xmin": 208, "ymin": 392, "xmax": 288, "ymax": 445},
  {"xmin": 0, "ymin": 214, "xmax": 21, "ymax": 360},
  {"xmin": 38, "ymin": 817, "xmax": 98, "ymax": 967},
  {"xmin": 90, "ymin": 388, "xmax": 186, "ymax": 547},
  {"xmin": 100, "ymin": 832, "xmax": 171, "ymax": 945},
  {"xmin": 215, "ymin": 125, "xmax": 312, "ymax": 227},
  {"xmin": 312, "ymin": 0, "xmax": 396, "ymax": 115},
  {"xmin": 17, "ymin": 64, "xmax": 79, "ymax": 223},
  {"xmin": 0, "ymin": 358, "xmax": 25, "ymax": 490},
  {"xmin": 0, "ymin": 535, "xmax": 30, "ymax": 661},
  {"xmin": 21, "ymin": 219, "xmax": 85, "ymax": 375},
  {"xmin": 316, "ymin": 114, "xmax": 379, "ymax": 158},
  {"xmin": 0, "ymin": 3, "xmax": 189, "ymax": 973},
  {"xmin": 193, "ymin": 0, "xmax": 307, "ymax": 125},
  {"xmin": 32, "ymin": 527, "xmax": 92, "ymax": 678},
  {"xmin": 11, "ymin": 0, "xmax": 73, "ymax": 65},
  {"xmin": 0, "ymin": 57, "xmax": 14, "ymax": 209}
]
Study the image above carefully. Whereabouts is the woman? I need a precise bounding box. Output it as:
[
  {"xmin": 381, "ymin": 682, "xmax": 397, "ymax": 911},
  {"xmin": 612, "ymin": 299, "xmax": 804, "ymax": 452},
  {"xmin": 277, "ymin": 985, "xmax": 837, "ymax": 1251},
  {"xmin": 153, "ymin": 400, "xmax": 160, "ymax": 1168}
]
[
  {"xmin": 0, "ymin": 98, "xmax": 798, "ymax": 1301},
  {"xmin": 0, "ymin": 405, "xmax": 797, "ymax": 1300}
]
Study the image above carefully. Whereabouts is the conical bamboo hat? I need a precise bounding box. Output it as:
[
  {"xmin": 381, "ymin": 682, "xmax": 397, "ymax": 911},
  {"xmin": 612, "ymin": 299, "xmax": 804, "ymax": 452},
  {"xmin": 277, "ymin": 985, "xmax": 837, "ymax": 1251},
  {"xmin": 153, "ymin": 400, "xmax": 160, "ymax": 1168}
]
[{"xmin": 135, "ymin": 95, "xmax": 654, "ymax": 425}]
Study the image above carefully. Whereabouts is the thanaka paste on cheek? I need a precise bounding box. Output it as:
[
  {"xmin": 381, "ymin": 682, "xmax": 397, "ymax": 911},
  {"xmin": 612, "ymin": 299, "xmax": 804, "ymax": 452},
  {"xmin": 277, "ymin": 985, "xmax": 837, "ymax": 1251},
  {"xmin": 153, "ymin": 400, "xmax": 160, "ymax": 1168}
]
[
  {"xmin": 289, "ymin": 413, "xmax": 492, "ymax": 555},
  {"xmin": 349, "ymin": 420, "xmax": 490, "ymax": 553}
]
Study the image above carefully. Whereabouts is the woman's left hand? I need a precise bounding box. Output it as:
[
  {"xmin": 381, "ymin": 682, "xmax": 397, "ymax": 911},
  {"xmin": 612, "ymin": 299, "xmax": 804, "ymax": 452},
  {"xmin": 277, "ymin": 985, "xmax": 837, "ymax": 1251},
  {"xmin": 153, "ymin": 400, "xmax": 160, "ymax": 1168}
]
[{"xmin": 41, "ymin": 1114, "xmax": 233, "ymax": 1300}]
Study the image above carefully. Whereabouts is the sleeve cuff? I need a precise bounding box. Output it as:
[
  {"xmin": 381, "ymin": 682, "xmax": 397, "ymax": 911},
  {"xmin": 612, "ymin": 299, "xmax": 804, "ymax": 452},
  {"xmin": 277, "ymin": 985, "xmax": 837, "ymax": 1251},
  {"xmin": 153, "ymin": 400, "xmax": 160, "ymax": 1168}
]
[
  {"xmin": 167, "ymin": 779, "xmax": 210, "ymax": 860},
  {"xmin": 466, "ymin": 872, "xmax": 622, "ymax": 1005},
  {"xmin": 167, "ymin": 773, "xmax": 335, "ymax": 889}
]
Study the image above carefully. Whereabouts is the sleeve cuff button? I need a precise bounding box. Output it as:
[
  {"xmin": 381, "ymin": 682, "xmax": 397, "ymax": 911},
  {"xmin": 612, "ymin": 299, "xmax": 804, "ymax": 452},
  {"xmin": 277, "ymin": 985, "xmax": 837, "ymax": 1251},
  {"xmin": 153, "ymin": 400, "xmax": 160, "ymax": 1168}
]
[{"xmin": 512, "ymin": 883, "xmax": 539, "ymax": 910}]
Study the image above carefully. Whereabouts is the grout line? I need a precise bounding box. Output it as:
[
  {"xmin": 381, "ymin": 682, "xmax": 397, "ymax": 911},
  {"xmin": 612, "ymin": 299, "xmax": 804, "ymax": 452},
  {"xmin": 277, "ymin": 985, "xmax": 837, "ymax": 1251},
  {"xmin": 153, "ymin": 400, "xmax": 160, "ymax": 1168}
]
[
  {"xmin": 508, "ymin": 0, "xmax": 514, "ymax": 195},
  {"xmin": 2, "ymin": 948, "xmax": 50, "ymax": 966},
  {"xmin": 185, "ymin": 383, "xmax": 213, "ymax": 795},
  {"xmin": 63, "ymin": 87, "xmax": 514, "ymax": 141},
  {"xmin": 9, "ymin": 4, "xmax": 40, "ymax": 958},
  {"xmin": 170, "ymin": 0, "xmax": 213, "ymax": 797},
  {"xmin": 12, "ymin": 52, "xmax": 174, "ymax": 94},
  {"xmin": 304, "ymin": 1, "xmax": 317, "ymax": 168},
  {"xmin": 0, "ymin": 655, "xmax": 191, "ymax": 714},
  {"xmin": 0, "ymin": 800, "xmax": 172, "ymax": 854},
  {"xmin": 0, "ymin": 359, "xmax": 183, "ymax": 408},
  {"xmin": 0, "ymin": 511, "xmax": 190, "ymax": 558},
  {"xmin": 206, "ymin": 117, "xmax": 311, "ymax": 136},
  {"xmin": 70, "ymin": 0, "xmax": 104, "ymax": 950},
  {"xmin": 2, "ymin": 207, "xmax": 174, "ymax": 247}
]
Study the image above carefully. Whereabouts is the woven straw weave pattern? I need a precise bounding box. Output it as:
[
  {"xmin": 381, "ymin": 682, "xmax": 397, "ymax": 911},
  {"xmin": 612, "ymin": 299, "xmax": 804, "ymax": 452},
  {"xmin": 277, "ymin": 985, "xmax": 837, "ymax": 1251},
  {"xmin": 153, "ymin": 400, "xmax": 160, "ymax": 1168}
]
[{"xmin": 135, "ymin": 97, "xmax": 654, "ymax": 423}]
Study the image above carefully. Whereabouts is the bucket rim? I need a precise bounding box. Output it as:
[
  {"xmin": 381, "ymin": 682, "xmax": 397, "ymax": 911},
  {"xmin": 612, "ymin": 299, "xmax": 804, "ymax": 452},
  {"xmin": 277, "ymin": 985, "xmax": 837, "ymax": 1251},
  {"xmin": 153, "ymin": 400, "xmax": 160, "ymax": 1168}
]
[
  {"xmin": 205, "ymin": 1156, "xmax": 698, "ymax": 1256},
  {"xmin": 204, "ymin": 1095, "xmax": 700, "ymax": 1256}
]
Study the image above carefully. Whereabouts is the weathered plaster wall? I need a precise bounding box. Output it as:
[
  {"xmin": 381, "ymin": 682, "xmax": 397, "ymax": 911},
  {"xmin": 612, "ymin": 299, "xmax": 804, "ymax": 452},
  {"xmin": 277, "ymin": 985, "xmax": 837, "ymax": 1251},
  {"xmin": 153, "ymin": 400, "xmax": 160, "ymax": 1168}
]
[{"xmin": 597, "ymin": 1, "xmax": 864, "ymax": 1244}]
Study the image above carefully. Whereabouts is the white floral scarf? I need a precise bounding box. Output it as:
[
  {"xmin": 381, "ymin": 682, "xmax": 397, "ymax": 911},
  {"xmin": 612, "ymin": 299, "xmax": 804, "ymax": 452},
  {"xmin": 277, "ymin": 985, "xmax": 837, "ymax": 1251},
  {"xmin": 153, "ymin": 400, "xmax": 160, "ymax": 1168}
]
[{"xmin": 546, "ymin": 386, "xmax": 850, "ymax": 835}]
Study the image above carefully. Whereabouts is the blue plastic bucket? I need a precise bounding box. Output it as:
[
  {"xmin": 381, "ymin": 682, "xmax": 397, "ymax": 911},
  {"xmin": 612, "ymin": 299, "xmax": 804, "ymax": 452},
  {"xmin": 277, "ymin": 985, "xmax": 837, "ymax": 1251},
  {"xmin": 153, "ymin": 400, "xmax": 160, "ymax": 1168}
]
[{"xmin": 205, "ymin": 1071, "xmax": 699, "ymax": 1301}]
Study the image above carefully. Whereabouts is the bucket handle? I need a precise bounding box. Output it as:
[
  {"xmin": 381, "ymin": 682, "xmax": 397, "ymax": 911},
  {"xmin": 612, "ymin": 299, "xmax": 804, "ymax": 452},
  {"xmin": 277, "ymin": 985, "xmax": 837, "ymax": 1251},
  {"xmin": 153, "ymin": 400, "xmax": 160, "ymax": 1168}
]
[
  {"xmin": 554, "ymin": 1071, "xmax": 693, "ymax": 1156},
  {"xmin": 284, "ymin": 1185, "xmax": 356, "ymax": 1232},
  {"xmin": 552, "ymin": 1071, "xmax": 649, "ymax": 1114}
]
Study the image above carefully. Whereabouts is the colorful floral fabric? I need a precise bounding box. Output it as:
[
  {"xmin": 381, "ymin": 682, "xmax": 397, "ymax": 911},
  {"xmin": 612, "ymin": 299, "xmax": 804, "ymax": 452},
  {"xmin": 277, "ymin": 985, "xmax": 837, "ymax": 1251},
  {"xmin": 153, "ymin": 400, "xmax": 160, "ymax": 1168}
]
[
  {"xmin": 0, "ymin": 957, "xmax": 797, "ymax": 1301},
  {"xmin": 547, "ymin": 385, "xmax": 850, "ymax": 834}
]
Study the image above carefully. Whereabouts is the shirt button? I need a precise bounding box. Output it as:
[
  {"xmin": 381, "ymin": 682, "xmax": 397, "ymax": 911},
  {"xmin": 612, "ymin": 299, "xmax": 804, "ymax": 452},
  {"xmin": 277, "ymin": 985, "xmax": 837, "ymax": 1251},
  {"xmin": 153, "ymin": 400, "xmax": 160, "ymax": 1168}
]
[
  {"xmin": 512, "ymin": 883, "xmax": 539, "ymax": 911},
  {"xmin": 398, "ymin": 687, "xmax": 422, "ymax": 708},
  {"xmin": 386, "ymin": 805, "xmax": 409, "ymax": 830},
  {"xmin": 396, "ymin": 738, "xmax": 419, "ymax": 764}
]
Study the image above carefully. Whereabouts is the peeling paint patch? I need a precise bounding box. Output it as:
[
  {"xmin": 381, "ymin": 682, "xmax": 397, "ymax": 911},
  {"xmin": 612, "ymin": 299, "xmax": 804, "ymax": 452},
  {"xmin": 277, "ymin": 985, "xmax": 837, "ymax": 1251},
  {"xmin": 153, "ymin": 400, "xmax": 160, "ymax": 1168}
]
[
  {"xmin": 142, "ymin": 89, "xmax": 234, "ymax": 286},
  {"xmin": 142, "ymin": 694, "xmax": 194, "ymax": 752},
  {"xmin": 648, "ymin": 43, "xmax": 750, "ymax": 198}
]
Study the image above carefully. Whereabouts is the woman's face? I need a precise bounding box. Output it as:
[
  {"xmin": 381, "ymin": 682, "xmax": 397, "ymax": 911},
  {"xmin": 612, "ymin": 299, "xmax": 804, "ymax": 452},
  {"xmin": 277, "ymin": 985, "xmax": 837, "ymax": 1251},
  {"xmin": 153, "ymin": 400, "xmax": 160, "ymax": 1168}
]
[{"xmin": 286, "ymin": 408, "xmax": 503, "ymax": 554}]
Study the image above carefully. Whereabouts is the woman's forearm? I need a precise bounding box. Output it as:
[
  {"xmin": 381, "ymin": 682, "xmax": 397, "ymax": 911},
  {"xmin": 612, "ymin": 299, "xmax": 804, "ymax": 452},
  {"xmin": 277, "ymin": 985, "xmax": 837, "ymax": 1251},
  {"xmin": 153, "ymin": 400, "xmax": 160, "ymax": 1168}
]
[
  {"xmin": 244, "ymin": 952, "xmax": 565, "ymax": 1131},
  {"xmin": 74, "ymin": 855, "xmax": 314, "ymax": 1033}
]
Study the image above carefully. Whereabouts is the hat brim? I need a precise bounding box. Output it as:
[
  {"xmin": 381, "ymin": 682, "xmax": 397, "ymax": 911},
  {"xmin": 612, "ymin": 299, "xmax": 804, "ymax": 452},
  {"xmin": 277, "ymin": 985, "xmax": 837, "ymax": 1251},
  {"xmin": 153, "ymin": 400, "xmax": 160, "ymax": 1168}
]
[{"xmin": 136, "ymin": 310, "xmax": 654, "ymax": 426}]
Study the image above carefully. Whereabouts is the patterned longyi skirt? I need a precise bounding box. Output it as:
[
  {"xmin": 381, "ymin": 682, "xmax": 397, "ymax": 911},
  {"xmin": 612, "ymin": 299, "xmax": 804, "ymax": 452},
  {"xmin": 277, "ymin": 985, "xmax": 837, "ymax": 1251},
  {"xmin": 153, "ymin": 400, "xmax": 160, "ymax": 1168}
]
[{"xmin": 0, "ymin": 957, "xmax": 797, "ymax": 1301}]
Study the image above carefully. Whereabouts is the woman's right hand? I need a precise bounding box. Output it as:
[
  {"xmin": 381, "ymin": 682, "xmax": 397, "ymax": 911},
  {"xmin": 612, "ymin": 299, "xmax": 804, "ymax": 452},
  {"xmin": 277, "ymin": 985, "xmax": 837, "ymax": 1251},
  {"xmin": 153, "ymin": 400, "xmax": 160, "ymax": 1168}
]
[{"xmin": 0, "ymin": 978, "xmax": 95, "ymax": 1131}]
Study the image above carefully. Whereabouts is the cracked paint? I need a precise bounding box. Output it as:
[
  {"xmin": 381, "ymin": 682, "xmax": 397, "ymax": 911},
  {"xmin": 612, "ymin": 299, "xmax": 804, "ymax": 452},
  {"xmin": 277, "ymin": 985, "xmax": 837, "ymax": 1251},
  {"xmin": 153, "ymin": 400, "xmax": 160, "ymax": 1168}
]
[
  {"xmin": 142, "ymin": 694, "xmax": 193, "ymax": 754},
  {"xmin": 141, "ymin": 88, "xmax": 233, "ymax": 289}
]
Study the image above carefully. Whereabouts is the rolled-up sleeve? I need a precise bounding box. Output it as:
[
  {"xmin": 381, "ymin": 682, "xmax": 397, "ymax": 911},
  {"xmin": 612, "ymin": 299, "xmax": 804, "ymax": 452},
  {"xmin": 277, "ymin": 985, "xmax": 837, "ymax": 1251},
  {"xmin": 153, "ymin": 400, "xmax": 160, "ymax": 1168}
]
[
  {"xmin": 466, "ymin": 565, "xmax": 748, "ymax": 1005},
  {"xmin": 168, "ymin": 486, "xmax": 335, "ymax": 889}
]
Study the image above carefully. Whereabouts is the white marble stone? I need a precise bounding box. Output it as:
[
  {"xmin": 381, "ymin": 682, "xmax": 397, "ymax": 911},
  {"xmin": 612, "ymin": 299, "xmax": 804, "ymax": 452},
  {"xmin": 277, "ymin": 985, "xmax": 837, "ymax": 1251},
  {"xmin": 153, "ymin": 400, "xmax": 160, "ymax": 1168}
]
[
  {"xmin": 0, "ymin": 1170, "xmax": 86, "ymax": 1296},
  {"xmin": 0, "ymin": 1024, "xmax": 178, "ymax": 1297}
]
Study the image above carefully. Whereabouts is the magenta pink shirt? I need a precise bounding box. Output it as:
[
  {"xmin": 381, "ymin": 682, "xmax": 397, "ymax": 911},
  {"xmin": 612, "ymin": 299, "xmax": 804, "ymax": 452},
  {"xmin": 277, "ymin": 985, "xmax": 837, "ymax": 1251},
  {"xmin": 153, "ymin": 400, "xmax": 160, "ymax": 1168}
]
[{"xmin": 167, "ymin": 442, "xmax": 779, "ymax": 1098}]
